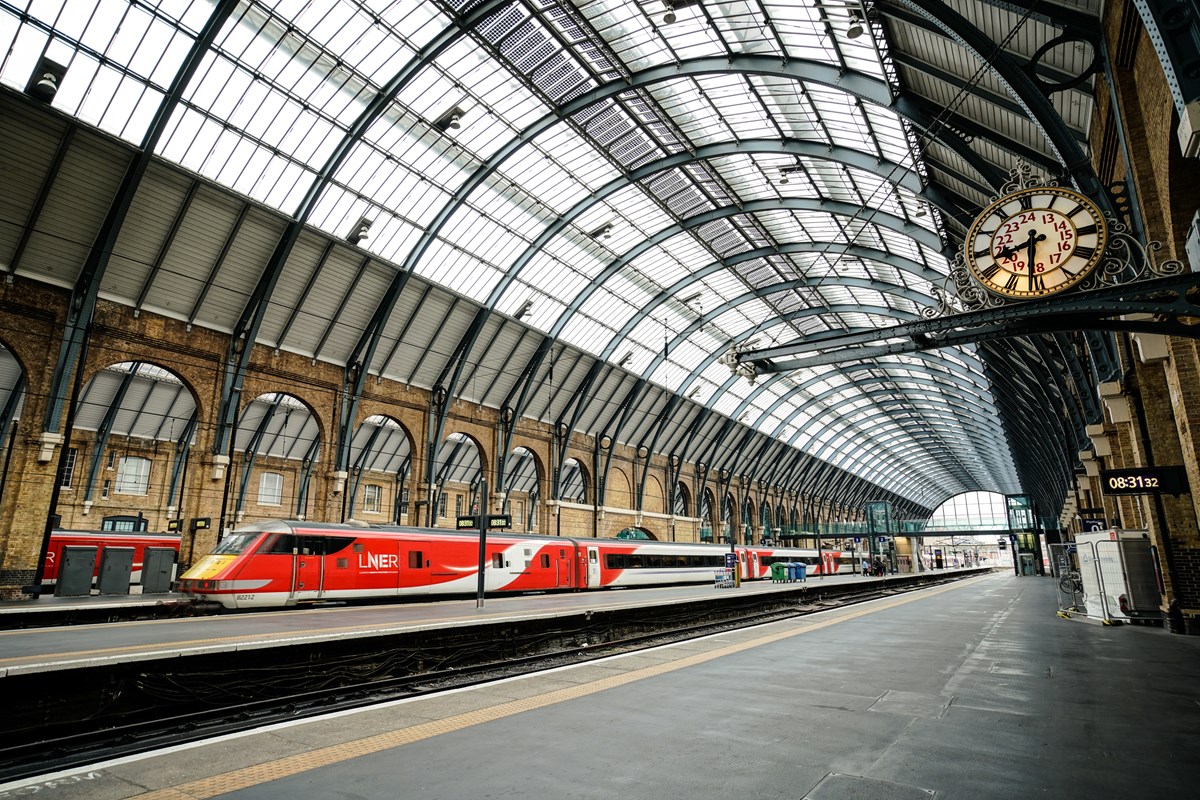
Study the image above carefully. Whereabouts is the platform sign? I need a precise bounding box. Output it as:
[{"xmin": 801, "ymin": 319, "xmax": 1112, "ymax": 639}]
[
  {"xmin": 1080, "ymin": 518, "xmax": 1106, "ymax": 532},
  {"xmin": 853, "ymin": 537, "xmax": 861, "ymax": 544},
  {"xmin": 724, "ymin": 552, "xmax": 738, "ymax": 569},
  {"xmin": 1100, "ymin": 466, "xmax": 1189, "ymax": 496},
  {"xmin": 457, "ymin": 514, "xmax": 511, "ymax": 530}
]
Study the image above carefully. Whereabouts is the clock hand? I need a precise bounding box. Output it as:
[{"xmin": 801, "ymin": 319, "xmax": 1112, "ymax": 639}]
[{"xmin": 1026, "ymin": 230, "xmax": 1047, "ymax": 290}]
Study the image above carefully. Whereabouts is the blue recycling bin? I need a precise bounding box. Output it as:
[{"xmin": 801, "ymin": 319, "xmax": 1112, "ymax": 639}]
[{"xmin": 792, "ymin": 562, "xmax": 807, "ymax": 582}]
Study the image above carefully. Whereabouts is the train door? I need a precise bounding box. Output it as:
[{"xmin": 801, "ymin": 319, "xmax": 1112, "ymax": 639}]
[
  {"xmin": 560, "ymin": 546, "xmax": 574, "ymax": 588},
  {"xmin": 291, "ymin": 536, "xmax": 324, "ymax": 601},
  {"xmin": 400, "ymin": 542, "xmax": 431, "ymax": 591},
  {"xmin": 586, "ymin": 546, "xmax": 600, "ymax": 588}
]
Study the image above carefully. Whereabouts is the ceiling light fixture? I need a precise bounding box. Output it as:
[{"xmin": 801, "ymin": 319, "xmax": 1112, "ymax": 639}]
[
  {"xmin": 618, "ymin": 351, "xmax": 633, "ymax": 367},
  {"xmin": 681, "ymin": 291, "xmax": 702, "ymax": 304},
  {"xmin": 847, "ymin": 9, "xmax": 866, "ymax": 39},
  {"xmin": 663, "ymin": 1, "xmax": 676, "ymax": 24},
  {"xmin": 514, "ymin": 299, "xmax": 533, "ymax": 320},
  {"xmin": 915, "ymin": 204, "xmax": 928, "ymax": 218},
  {"xmin": 590, "ymin": 224, "xmax": 613, "ymax": 240},
  {"xmin": 346, "ymin": 216, "xmax": 373, "ymax": 244},
  {"xmin": 26, "ymin": 58, "xmax": 66, "ymax": 103},
  {"xmin": 434, "ymin": 106, "xmax": 466, "ymax": 133}
]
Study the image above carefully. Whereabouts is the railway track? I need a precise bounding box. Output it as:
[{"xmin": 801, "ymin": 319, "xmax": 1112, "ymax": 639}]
[{"xmin": 0, "ymin": 573, "xmax": 980, "ymax": 784}]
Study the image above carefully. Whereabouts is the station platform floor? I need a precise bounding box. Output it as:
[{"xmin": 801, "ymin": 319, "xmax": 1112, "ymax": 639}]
[{"xmin": 4, "ymin": 571, "xmax": 1196, "ymax": 800}]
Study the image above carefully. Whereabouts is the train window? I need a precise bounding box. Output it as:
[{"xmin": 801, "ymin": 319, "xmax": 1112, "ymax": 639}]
[
  {"xmin": 259, "ymin": 533, "xmax": 298, "ymax": 554},
  {"xmin": 354, "ymin": 543, "xmax": 364, "ymax": 553},
  {"xmin": 214, "ymin": 532, "xmax": 261, "ymax": 555},
  {"xmin": 540, "ymin": 554, "xmax": 549, "ymax": 568},
  {"xmin": 298, "ymin": 536, "xmax": 353, "ymax": 556},
  {"xmin": 409, "ymin": 551, "xmax": 424, "ymax": 569},
  {"xmin": 336, "ymin": 558, "xmax": 348, "ymax": 569},
  {"xmin": 492, "ymin": 553, "xmax": 503, "ymax": 568}
]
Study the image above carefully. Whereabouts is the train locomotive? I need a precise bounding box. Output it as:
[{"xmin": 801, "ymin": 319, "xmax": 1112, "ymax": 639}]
[{"xmin": 179, "ymin": 520, "xmax": 850, "ymax": 609}]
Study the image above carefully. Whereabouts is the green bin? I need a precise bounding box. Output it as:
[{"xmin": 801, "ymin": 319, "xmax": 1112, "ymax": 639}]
[{"xmin": 770, "ymin": 562, "xmax": 787, "ymax": 583}]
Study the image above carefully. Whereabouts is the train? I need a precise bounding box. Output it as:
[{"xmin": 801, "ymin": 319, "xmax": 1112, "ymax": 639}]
[
  {"xmin": 43, "ymin": 529, "xmax": 181, "ymax": 587},
  {"xmin": 178, "ymin": 520, "xmax": 853, "ymax": 609}
]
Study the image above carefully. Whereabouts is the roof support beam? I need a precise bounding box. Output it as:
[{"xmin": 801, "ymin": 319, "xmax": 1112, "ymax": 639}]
[
  {"xmin": 40, "ymin": 2, "xmax": 239, "ymax": 437},
  {"xmin": 886, "ymin": 0, "xmax": 1109, "ymax": 206},
  {"xmin": 741, "ymin": 273, "xmax": 1200, "ymax": 371}
]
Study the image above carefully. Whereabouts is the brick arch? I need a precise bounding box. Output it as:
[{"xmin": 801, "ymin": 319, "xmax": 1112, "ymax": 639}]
[
  {"xmin": 607, "ymin": 466, "xmax": 632, "ymax": 510},
  {"xmin": 560, "ymin": 456, "xmax": 590, "ymax": 503},
  {"xmin": 439, "ymin": 428, "xmax": 490, "ymax": 483},
  {"xmin": 644, "ymin": 473, "xmax": 665, "ymax": 514},
  {"xmin": 237, "ymin": 380, "xmax": 330, "ymax": 458},
  {"xmin": 673, "ymin": 480, "xmax": 691, "ymax": 516}
]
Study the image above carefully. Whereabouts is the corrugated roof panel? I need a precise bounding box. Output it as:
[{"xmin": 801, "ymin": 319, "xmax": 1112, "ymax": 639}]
[
  {"xmin": 407, "ymin": 296, "xmax": 477, "ymax": 389},
  {"xmin": 257, "ymin": 232, "xmax": 334, "ymax": 349},
  {"xmin": 104, "ymin": 165, "xmax": 194, "ymax": 305},
  {"xmin": 458, "ymin": 316, "xmax": 518, "ymax": 404},
  {"xmin": 140, "ymin": 188, "xmax": 244, "ymax": 322},
  {"xmin": 195, "ymin": 209, "xmax": 287, "ymax": 334},
  {"xmin": 16, "ymin": 131, "xmax": 129, "ymax": 288},
  {"xmin": 282, "ymin": 247, "xmax": 372, "ymax": 358},
  {"xmin": 0, "ymin": 102, "xmax": 70, "ymax": 272},
  {"xmin": 315, "ymin": 261, "xmax": 396, "ymax": 365}
]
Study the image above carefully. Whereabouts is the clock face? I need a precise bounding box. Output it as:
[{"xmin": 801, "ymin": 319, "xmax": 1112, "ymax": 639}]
[{"xmin": 964, "ymin": 187, "xmax": 1107, "ymax": 298}]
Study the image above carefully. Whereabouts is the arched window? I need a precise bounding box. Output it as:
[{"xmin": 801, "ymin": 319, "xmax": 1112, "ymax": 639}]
[
  {"xmin": 115, "ymin": 456, "xmax": 151, "ymax": 495},
  {"xmin": 258, "ymin": 472, "xmax": 283, "ymax": 505}
]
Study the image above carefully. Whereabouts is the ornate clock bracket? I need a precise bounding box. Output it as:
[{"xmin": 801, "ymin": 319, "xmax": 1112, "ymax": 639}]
[{"xmin": 929, "ymin": 164, "xmax": 1184, "ymax": 320}]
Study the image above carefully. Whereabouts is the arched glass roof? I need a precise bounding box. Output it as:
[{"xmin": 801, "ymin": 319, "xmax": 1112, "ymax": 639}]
[{"xmin": 0, "ymin": 0, "xmax": 1107, "ymax": 514}]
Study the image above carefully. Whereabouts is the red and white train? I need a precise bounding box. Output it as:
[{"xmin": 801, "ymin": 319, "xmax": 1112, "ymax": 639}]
[{"xmin": 179, "ymin": 520, "xmax": 851, "ymax": 610}]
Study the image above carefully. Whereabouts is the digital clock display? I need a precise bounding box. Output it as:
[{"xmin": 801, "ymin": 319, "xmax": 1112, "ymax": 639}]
[{"xmin": 1099, "ymin": 466, "xmax": 1189, "ymax": 496}]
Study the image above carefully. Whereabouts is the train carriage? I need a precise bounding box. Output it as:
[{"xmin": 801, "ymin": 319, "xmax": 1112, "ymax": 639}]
[
  {"xmin": 179, "ymin": 520, "xmax": 846, "ymax": 610},
  {"xmin": 43, "ymin": 529, "xmax": 181, "ymax": 587}
]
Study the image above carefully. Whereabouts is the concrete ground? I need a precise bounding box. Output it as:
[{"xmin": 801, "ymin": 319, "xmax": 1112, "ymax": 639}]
[{"xmin": 5, "ymin": 572, "xmax": 1198, "ymax": 800}]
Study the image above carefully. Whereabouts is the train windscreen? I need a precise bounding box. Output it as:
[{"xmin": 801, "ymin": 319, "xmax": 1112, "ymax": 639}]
[{"xmin": 211, "ymin": 532, "xmax": 260, "ymax": 555}]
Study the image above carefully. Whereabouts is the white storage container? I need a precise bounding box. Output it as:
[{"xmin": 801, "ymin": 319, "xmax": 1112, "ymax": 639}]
[{"xmin": 1074, "ymin": 529, "xmax": 1161, "ymax": 622}]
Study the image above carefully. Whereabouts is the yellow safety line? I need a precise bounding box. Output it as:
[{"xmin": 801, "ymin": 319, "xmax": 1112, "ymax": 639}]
[{"xmin": 131, "ymin": 577, "xmax": 984, "ymax": 800}]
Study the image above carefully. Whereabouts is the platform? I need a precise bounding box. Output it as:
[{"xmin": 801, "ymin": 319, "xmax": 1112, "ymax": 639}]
[
  {"xmin": 3, "ymin": 571, "xmax": 1197, "ymax": 800},
  {"xmin": 0, "ymin": 568, "xmax": 968, "ymax": 676}
]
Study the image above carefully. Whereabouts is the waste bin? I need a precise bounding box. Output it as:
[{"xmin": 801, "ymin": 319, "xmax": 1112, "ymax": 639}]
[
  {"xmin": 770, "ymin": 562, "xmax": 787, "ymax": 583},
  {"xmin": 791, "ymin": 562, "xmax": 807, "ymax": 582}
]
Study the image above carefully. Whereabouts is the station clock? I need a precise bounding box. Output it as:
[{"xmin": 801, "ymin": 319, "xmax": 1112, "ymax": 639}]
[{"xmin": 964, "ymin": 186, "xmax": 1107, "ymax": 299}]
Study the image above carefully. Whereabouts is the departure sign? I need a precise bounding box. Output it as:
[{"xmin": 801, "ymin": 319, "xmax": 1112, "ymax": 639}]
[
  {"xmin": 456, "ymin": 514, "xmax": 513, "ymax": 530},
  {"xmin": 1099, "ymin": 466, "xmax": 1189, "ymax": 496}
]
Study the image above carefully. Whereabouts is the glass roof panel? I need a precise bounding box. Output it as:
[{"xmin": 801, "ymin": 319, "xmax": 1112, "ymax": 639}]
[{"xmin": 3, "ymin": 0, "xmax": 1029, "ymax": 509}]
